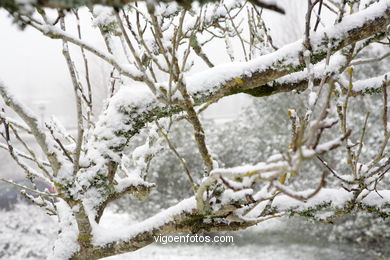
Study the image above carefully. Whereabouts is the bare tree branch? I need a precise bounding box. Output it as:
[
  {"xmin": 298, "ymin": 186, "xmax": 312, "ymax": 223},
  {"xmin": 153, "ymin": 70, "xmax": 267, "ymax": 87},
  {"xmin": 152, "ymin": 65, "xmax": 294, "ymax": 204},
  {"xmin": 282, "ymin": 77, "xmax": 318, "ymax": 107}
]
[{"xmin": 0, "ymin": 81, "xmax": 61, "ymax": 175}]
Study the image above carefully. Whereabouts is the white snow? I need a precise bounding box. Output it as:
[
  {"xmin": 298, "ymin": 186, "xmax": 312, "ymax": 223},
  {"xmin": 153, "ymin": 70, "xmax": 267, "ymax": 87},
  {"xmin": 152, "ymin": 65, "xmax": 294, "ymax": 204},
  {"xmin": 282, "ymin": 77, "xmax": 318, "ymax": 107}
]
[
  {"xmin": 48, "ymin": 200, "xmax": 80, "ymax": 260},
  {"xmin": 272, "ymin": 188, "xmax": 354, "ymax": 211},
  {"xmin": 92, "ymin": 197, "xmax": 196, "ymax": 246},
  {"xmin": 352, "ymin": 72, "xmax": 390, "ymax": 92}
]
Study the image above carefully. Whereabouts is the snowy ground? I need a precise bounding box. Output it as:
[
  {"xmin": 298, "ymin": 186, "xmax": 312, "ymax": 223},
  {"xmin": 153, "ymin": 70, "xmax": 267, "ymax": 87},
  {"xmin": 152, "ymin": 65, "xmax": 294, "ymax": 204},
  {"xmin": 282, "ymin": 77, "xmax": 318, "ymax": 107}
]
[
  {"xmin": 101, "ymin": 216, "xmax": 373, "ymax": 260},
  {"xmin": 105, "ymin": 243, "xmax": 371, "ymax": 260},
  {"xmin": 0, "ymin": 204, "xmax": 382, "ymax": 260}
]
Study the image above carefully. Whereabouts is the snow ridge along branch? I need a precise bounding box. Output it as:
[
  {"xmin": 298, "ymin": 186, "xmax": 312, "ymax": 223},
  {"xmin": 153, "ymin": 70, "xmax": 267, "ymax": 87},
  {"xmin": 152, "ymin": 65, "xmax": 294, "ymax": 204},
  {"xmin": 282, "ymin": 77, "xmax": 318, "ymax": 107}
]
[{"xmin": 94, "ymin": 1, "xmax": 390, "ymax": 157}]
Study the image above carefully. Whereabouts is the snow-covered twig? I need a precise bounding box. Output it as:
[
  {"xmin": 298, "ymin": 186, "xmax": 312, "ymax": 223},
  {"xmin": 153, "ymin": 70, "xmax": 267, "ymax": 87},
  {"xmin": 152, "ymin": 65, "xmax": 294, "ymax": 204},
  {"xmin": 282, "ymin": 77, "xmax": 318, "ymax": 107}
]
[
  {"xmin": 0, "ymin": 81, "xmax": 61, "ymax": 175},
  {"xmin": 0, "ymin": 178, "xmax": 58, "ymax": 197}
]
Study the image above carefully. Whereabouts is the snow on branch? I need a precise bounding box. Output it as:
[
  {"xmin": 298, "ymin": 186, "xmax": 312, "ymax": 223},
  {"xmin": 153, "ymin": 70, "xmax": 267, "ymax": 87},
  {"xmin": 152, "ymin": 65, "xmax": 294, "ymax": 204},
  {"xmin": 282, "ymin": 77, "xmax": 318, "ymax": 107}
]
[
  {"xmin": 28, "ymin": 23, "xmax": 144, "ymax": 82},
  {"xmin": 91, "ymin": 0, "xmax": 390, "ymax": 161},
  {"xmin": 62, "ymin": 2, "xmax": 390, "ymax": 223},
  {"xmin": 1, "ymin": 0, "xmax": 285, "ymax": 14},
  {"xmin": 0, "ymin": 178, "xmax": 57, "ymax": 197},
  {"xmin": 0, "ymin": 142, "xmax": 50, "ymax": 167},
  {"xmin": 0, "ymin": 80, "xmax": 61, "ymax": 175},
  {"xmin": 80, "ymin": 187, "xmax": 390, "ymax": 259},
  {"xmin": 246, "ymin": 69, "xmax": 390, "ymax": 97},
  {"xmin": 341, "ymin": 72, "xmax": 390, "ymax": 95}
]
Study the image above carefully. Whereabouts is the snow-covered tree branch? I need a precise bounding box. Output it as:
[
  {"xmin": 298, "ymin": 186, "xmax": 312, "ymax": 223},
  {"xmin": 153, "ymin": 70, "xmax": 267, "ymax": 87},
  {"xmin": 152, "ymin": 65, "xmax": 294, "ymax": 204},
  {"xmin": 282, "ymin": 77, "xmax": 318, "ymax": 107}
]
[{"xmin": 0, "ymin": 0, "xmax": 389, "ymax": 259}]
